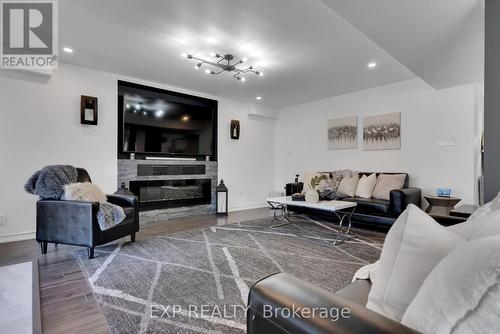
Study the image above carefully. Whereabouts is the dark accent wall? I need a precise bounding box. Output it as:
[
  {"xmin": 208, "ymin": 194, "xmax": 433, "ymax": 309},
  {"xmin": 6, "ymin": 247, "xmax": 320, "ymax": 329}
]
[{"xmin": 484, "ymin": 0, "xmax": 500, "ymax": 201}]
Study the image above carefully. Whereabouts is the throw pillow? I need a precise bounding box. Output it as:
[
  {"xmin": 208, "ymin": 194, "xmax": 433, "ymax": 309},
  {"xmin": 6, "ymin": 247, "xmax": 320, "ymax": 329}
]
[
  {"xmin": 372, "ymin": 174, "xmax": 407, "ymax": 201},
  {"xmin": 366, "ymin": 205, "xmax": 465, "ymax": 322},
  {"xmin": 337, "ymin": 173, "xmax": 359, "ymax": 197},
  {"xmin": 355, "ymin": 173, "xmax": 377, "ymax": 199},
  {"xmin": 329, "ymin": 169, "xmax": 355, "ymax": 191},
  {"xmin": 301, "ymin": 172, "xmax": 331, "ymax": 191},
  {"xmin": 63, "ymin": 182, "xmax": 107, "ymax": 203},
  {"xmin": 402, "ymin": 236, "xmax": 500, "ymax": 334},
  {"xmin": 448, "ymin": 192, "xmax": 500, "ymax": 240}
]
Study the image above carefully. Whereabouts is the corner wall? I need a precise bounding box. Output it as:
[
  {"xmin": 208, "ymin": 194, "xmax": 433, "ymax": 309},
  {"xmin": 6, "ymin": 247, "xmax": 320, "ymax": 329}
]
[
  {"xmin": 0, "ymin": 63, "xmax": 276, "ymax": 242},
  {"xmin": 275, "ymin": 78, "xmax": 481, "ymax": 205},
  {"xmin": 484, "ymin": 0, "xmax": 500, "ymax": 202}
]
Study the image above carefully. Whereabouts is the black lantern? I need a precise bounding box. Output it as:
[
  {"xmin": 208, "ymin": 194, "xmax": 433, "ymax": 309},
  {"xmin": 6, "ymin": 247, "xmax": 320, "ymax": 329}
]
[
  {"xmin": 216, "ymin": 179, "xmax": 228, "ymax": 215},
  {"xmin": 114, "ymin": 182, "xmax": 134, "ymax": 196}
]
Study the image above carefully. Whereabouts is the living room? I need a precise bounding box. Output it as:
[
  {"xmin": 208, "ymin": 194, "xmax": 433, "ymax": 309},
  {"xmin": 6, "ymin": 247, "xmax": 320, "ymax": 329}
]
[{"xmin": 0, "ymin": 0, "xmax": 496, "ymax": 333}]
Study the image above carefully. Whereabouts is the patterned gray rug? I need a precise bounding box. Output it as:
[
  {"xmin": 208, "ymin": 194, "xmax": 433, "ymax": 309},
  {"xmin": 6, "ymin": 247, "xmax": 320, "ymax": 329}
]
[{"xmin": 75, "ymin": 217, "xmax": 385, "ymax": 334}]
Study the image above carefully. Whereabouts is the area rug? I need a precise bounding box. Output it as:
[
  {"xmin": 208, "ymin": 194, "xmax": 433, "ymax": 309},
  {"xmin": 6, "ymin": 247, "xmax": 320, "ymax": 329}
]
[{"xmin": 75, "ymin": 217, "xmax": 385, "ymax": 334}]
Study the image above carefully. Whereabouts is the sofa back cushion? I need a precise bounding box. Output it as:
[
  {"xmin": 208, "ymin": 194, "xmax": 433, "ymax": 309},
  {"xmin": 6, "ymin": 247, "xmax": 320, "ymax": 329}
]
[
  {"xmin": 372, "ymin": 174, "xmax": 407, "ymax": 201},
  {"xmin": 359, "ymin": 172, "xmax": 409, "ymax": 188},
  {"xmin": 355, "ymin": 173, "xmax": 378, "ymax": 199}
]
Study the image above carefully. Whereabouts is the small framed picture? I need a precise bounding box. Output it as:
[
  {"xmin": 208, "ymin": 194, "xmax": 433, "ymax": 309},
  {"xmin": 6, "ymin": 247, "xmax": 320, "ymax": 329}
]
[
  {"xmin": 437, "ymin": 188, "xmax": 451, "ymax": 197},
  {"xmin": 81, "ymin": 95, "xmax": 98, "ymax": 125},
  {"xmin": 230, "ymin": 120, "xmax": 240, "ymax": 140}
]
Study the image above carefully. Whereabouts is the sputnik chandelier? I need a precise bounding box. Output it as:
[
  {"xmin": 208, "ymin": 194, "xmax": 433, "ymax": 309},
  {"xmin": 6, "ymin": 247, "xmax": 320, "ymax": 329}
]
[{"xmin": 182, "ymin": 52, "xmax": 264, "ymax": 82}]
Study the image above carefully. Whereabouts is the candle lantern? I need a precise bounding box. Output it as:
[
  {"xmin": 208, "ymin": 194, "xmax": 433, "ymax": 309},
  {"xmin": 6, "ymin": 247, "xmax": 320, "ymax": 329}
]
[{"xmin": 216, "ymin": 179, "xmax": 228, "ymax": 215}]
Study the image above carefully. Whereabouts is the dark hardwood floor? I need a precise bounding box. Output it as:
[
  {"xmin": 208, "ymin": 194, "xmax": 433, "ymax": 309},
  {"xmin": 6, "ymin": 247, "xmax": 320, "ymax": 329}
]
[{"xmin": 0, "ymin": 208, "xmax": 273, "ymax": 334}]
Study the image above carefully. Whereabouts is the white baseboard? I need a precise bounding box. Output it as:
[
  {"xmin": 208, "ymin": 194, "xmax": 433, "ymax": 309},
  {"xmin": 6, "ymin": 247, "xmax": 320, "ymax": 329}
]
[
  {"xmin": 229, "ymin": 203, "xmax": 269, "ymax": 212},
  {"xmin": 0, "ymin": 231, "xmax": 36, "ymax": 244}
]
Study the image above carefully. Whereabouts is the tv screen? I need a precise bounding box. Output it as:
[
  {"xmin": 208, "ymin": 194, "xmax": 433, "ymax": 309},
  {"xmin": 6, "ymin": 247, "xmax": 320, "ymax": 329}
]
[{"xmin": 118, "ymin": 81, "xmax": 217, "ymax": 158}]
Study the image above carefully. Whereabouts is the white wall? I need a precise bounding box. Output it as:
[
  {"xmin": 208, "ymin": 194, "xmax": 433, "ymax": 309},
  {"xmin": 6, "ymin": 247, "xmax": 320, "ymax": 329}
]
[
  {"xmin": 0, "ymin": 63, "xmax": 276, "ymax": 242},
  {"xmin": 275, "ymin": 78, "xmax": 480, "ymax": 205}
]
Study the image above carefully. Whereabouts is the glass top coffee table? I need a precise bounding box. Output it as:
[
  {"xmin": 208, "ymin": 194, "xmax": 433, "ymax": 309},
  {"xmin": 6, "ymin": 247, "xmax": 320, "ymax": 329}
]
[{"xmin": 267, "ymin": 196, "xmax": 357, "ymax": 246}]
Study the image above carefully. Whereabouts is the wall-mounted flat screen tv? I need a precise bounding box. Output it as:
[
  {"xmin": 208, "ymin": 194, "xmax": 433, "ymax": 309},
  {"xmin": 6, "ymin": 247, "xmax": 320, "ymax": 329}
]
[{"xmin": 118, "ymin": 81, "xmax": 217, "ymax": 159}]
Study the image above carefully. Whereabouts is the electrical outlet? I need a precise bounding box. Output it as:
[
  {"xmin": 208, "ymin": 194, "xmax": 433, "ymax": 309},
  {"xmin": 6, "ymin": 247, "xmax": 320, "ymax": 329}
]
[
  {"xmin": 437, "ymin": 139, "xmax": 456, "ymax": 147},
  {"xmin": 0, "ymin": 215, "xmax": 7, "ymax": 227}
]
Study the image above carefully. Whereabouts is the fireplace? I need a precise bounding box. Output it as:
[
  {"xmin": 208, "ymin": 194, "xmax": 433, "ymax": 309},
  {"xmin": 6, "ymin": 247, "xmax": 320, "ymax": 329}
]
[{"xmin": 129, "ymin": 179, "xmax": 212, "ymax": 211}]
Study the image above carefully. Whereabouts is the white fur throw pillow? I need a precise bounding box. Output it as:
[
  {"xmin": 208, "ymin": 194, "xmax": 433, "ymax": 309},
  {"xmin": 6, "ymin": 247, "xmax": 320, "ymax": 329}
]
[{"xmin": 63, "ymin": 182, "xmax": 107, "ymax": 203}]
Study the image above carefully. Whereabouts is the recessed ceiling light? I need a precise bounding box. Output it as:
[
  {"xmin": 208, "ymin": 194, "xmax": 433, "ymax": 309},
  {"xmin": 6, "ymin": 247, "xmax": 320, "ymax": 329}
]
[
  {"xmin": 367, "ymin": 62, "xmax": 377, "ymax": 69},
  {"xmin": 63, "ymin": 47, "xmax": 73, "ymax": 53},
  {"xmin": 205, "ymin": 37, "xmax": 217, "ymax": 44},
  {"xmin": 256, "ymin": 96, "xmax": 262, "ymax": 100},
  {"xmin": 181, "ymin": 115, "xmax": 190, "ymax": 122}
]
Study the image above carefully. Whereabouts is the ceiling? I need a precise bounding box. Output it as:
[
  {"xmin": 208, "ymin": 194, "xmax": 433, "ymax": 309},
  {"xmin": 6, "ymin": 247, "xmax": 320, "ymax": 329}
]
[
  {"xmin": 58, "ymin": 0, "xmax": 482, "ymax": 109},
  {"xmin": 321, "ymin": 0, "xmax": 484, "ymax": 89}
]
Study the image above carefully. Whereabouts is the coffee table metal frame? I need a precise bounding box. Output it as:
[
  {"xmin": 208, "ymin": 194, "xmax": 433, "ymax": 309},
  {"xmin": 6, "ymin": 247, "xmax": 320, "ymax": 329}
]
[{"xmin": 267, "ymin": 197, "xmax": 357, "ymax": 246}]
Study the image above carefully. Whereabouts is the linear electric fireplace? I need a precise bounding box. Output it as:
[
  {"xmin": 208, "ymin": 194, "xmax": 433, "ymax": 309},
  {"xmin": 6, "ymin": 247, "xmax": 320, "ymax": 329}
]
[{"xmin": 129, "ymin": 179, "xmax": 211, "ymax": 211}]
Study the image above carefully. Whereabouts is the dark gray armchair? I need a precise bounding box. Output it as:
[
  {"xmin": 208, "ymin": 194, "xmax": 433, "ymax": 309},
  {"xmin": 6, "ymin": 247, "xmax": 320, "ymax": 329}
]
[{"xmin": 36, "ymin": 168, "xmax": 139, "ymax": 259}]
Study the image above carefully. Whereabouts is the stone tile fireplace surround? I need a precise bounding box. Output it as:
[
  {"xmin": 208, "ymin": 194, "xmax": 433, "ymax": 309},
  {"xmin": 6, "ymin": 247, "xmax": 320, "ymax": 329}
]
[{"xmin": 118, "ymin": 159, "xmax": 217, "ymax": 224}]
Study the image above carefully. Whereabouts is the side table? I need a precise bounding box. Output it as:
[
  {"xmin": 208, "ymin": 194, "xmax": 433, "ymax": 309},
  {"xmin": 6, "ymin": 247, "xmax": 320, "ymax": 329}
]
[{"xmin": 424, "ymin": 196, "xmax": 461, "ymax": 216}]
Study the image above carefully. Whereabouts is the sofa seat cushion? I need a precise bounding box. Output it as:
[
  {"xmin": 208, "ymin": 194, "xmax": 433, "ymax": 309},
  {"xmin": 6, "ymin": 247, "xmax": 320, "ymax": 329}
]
[{"xmin": 343, "ymin": 197, "xmax": 391, "ymax": 216}]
